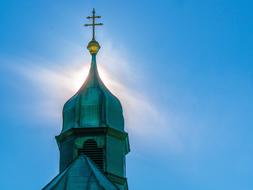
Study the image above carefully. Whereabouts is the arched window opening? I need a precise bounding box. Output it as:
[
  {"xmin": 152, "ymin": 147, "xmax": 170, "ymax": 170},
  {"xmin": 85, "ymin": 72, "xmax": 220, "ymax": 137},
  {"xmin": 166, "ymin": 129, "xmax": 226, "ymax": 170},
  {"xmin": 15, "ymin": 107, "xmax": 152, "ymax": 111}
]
[{"xmin": 78, "ymin": 139, "xmax": 104, "ymax": 171}]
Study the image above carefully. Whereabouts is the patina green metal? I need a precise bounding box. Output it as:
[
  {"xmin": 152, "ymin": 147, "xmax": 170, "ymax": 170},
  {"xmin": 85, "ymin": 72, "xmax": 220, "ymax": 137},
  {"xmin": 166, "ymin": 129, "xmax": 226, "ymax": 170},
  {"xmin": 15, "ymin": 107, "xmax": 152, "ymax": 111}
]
[
  {"xmin": 62, "ymin": 53, "xmax": 125, "ymax": 132},
  {"xmin": 54, "ymin": 127, "xmax": 130, "ymax": 190},
  {"xmin": 43, "ymin": 8, "xmax": 130, "ymax": 190},
  {"xmin": 43, "ymin": 154, "xmax": 118, "ymax": 190}
]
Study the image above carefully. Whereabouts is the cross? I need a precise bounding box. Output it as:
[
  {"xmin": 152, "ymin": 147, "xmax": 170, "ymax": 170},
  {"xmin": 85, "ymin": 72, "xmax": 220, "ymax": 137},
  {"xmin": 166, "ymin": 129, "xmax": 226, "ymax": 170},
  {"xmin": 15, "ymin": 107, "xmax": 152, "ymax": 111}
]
[{"xmin": 84, "ymin": 8, "xmax": 103, "ymax": 40}]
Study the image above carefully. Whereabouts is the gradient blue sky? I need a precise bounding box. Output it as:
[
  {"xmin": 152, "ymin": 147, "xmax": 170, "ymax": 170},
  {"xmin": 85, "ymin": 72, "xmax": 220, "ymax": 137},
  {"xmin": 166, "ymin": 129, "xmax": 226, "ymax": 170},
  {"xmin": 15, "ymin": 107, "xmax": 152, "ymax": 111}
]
[{"xmin": 1, "ymin": 0, "xmax": 253, "ymax": 189}]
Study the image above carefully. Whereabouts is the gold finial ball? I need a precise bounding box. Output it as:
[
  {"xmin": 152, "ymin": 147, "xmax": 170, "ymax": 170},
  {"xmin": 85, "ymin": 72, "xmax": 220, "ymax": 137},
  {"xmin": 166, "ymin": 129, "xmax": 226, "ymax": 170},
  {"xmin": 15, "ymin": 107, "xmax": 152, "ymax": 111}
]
[{"xmin": 87, "ymin": 40, "xmax": 100, "ymax": 54}]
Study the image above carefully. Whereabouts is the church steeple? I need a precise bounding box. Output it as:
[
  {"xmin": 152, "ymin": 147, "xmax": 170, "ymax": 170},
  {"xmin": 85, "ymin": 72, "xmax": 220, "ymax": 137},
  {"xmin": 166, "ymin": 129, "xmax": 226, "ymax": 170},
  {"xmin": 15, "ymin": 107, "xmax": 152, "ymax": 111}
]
[
  {"xmin": 62, "ymin": 9, "xmax": 125, "ymax": 132},
  {"xmin": 83, "ymin": 8, "xmax": 102, "ymax": 88},
  {"xmin": 43, "ymin": 9, "xmax": 130, "ymax": 190}
]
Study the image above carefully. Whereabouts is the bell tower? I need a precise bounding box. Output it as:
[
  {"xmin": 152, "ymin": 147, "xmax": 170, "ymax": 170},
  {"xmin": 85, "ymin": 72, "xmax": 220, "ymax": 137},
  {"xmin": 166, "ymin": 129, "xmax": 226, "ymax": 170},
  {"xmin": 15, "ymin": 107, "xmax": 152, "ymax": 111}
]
[{"xmin": 43, "ymin": 9, "xmax": 130, "ymax": 190}]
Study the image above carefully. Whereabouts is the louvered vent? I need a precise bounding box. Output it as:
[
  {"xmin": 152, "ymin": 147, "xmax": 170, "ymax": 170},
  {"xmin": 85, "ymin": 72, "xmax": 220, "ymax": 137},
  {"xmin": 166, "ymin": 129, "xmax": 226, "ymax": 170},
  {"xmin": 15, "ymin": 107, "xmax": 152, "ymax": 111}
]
[{"xmin": 78, "ymin": 139, "xmax": 104, "ymax": 171}]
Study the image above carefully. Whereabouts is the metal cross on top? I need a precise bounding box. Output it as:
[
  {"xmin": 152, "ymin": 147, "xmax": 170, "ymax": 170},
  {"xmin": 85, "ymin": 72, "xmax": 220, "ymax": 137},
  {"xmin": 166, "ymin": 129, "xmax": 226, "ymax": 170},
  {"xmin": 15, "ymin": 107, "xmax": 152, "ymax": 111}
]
[{"xmin": 84, "ymin": 8, "xmax": 103, "ymax": 40}]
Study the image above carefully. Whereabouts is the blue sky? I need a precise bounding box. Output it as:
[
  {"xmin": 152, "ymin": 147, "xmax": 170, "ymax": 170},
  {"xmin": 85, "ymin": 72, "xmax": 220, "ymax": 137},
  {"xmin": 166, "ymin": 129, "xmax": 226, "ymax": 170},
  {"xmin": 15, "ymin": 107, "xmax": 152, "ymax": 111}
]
[{"xmin": 1, "ymin": 0, "xmax": 253, "ymax": 189}]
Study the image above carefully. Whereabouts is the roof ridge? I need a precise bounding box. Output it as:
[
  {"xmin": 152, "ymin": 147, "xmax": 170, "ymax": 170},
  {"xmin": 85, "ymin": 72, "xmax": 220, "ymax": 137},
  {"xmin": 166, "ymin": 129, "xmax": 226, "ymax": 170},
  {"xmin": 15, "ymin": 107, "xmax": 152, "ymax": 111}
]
[{"xmin": 42, "ymin": 154, "xmax": 118, "ymax": 190}]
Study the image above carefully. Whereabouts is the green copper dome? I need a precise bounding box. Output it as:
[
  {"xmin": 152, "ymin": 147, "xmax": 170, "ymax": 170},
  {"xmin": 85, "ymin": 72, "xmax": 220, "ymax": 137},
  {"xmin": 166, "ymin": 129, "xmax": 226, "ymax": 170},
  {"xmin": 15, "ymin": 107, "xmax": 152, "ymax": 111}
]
[{"xmin": 62, "ymin": 42, "xmax": 124, "ymax": 132}]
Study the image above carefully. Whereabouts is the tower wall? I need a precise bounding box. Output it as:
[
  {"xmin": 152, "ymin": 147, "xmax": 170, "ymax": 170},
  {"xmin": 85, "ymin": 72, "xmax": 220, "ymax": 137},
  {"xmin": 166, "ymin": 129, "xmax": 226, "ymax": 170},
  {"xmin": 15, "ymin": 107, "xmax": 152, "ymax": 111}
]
[
  {"xmin": 56, "ymin": 127, "xmax": 129, "ymax": 189},
  {"xmin": 59, "ymin": 136, "xmax": 75, "ymax": 172}
]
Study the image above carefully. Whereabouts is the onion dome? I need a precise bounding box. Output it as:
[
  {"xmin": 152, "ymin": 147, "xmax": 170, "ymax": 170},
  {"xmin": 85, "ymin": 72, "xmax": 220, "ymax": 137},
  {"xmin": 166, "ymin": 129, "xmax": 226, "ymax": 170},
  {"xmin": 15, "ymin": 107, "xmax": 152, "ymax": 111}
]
[{"xmin": 62, "ymin": 40, "xmax": 124, "ymax": 132}]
